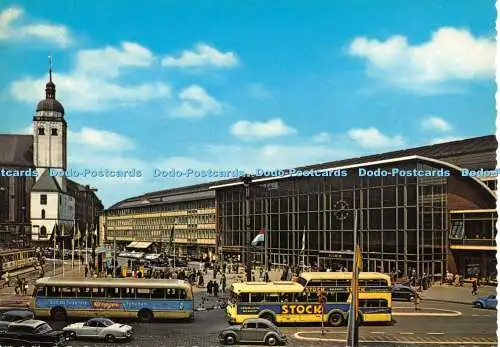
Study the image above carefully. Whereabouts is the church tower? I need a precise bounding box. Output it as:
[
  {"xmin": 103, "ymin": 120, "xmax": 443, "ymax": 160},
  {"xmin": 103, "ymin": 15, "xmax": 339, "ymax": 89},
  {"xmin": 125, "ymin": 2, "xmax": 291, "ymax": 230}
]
[{"xmin": 33, "ymin": 56, "xmax": 67, "ymax": 192}]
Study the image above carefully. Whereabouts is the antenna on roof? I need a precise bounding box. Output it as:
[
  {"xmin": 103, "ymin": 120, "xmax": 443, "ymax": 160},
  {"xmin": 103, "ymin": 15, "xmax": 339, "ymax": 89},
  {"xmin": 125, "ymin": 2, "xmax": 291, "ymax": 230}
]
[{"xmin": 48, "ymin": 55, "xmax": 53, "ymax": 82}]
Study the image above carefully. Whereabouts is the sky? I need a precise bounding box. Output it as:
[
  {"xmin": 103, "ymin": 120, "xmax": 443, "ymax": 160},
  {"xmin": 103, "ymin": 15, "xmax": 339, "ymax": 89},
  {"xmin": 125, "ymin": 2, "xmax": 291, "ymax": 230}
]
[{"xmin": 0, "ymin": 0, "xmax": 496, "ymax": 207}]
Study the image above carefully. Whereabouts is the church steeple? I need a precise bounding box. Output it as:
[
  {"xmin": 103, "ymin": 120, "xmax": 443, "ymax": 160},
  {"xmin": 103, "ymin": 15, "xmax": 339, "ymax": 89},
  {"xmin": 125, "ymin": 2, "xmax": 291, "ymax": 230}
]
[{"xmin": 45, "ymin": 55, "xmax": 56, "ymax": 100}]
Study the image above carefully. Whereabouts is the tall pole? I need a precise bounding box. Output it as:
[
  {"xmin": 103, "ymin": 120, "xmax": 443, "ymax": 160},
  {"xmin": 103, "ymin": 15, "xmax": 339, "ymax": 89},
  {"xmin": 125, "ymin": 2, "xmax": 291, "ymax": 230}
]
[
  {"xmin": 85, "ymin": 225, "xmax": 88, "ymax": 269},
  {"xmin": 62, "ymin": 225, "xmax": 65, "ymax": 278},
  {"xmin": 113, "ymin": 230, "xmax": 117, "ymax": 278},
  {"xmin": 53, "ymin": 226, "xmax": 56, "ymax": 276},
  {"xmin": 78, "ymin": 222, "xmax": 81, "ymax": 273},
  {"xmin": 71, "ymin": 219, "xmax": 75, "ymax": 269},
  {"xmin": 347, "ymin": 209, "xmax": 359, "ymax": 347},
  {"xmin": 265, "ymin": 198, "xmax": 268, "ymax": 272},
  {"xmin": 242, "ymin": 175, "xmax": 252, "ymax": 282}
]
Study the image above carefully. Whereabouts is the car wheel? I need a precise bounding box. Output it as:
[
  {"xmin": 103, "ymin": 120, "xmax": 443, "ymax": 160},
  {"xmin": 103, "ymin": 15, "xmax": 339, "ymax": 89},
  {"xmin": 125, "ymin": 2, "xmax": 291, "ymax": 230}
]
[
  {"xmin": 266, "ymin": 335, "xmax": 278, "ymax": 346},
  {"xmin": 138, "ymin": 309, "xmax": 154, "ymax": 322},
  {"xmin": 105, "ymin": 334, "xmax": 116, "ymax": 342},
  {"xmin": 475, "ymin": 302, "xmax": 483, "ymax": 308},
  {"xmin": 224, "ymin": 334, "xmax": 236, "ymax": 345},
  {"xmin": 260, "ymin": 313, "xmax": 275, "ymax": 324},
  {"xmin": 50, "ymin": 307, "xmax": 67, "ymax": 321},
  {"xmin": 65, "ymin": 331, "xmax": 76, "ymax": 340},
  {"xmin": 328, "ymin": 312, "xmax": 344, "ymax": 327}
]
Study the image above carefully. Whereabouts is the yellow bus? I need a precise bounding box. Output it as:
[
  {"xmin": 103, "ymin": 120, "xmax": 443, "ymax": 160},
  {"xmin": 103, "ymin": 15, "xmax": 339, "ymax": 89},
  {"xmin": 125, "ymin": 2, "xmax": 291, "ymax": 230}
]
[
  {"xmin": 31, "ymin": 278, "xmax": 194, "ymax": 322},
  {"xmin": 296, "ymin": 272, "xmax": 391, "ymax": 292},
  {"xmin": 227, "ymin": 273, "xmax": 392, "ymax": 326}
]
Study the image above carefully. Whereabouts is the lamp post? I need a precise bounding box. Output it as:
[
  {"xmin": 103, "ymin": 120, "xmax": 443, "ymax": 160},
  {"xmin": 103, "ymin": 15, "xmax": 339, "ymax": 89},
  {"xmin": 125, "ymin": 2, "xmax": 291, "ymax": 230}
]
[{"xmin": 241, "ymin": 174, "xmax": 252, "ymax": 282}]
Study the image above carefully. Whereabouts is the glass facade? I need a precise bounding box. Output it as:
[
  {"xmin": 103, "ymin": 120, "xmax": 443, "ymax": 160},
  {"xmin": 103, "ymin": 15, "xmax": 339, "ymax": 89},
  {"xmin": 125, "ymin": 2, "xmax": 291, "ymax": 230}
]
[{"xmin": 217, "ymin": 159, "xmax": 496, "ymax": 278}]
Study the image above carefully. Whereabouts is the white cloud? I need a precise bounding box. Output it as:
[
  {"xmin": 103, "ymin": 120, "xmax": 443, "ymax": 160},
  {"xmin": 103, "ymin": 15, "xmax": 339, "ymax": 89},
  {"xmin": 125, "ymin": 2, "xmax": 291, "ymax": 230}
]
[
  {"xmin": 348, "ymin": 27, "xmax": 495, "ymax": 90},
  {"xmin": 428, "ymin": 136, "xmax": 462, "ymax": 145},
  {"xmin": 247, "ymin": 83, "xmax": 270, "ymax": 99},
  {"xmin": 161, "ymin": 43, "xmax": 239, "ymax": 68},
  {"xmin": 10, "ymin": 42, "xmax": 171, "ymax": 111},
  {"xmin": 347, "ymin": 127, "xmax": 405, "ymax": 149},
  {"xmin": 171, "ymin": 85, "xmax": 223, "ymax": 118},
  {"xmin": 421, "ymin": 116, "xmax": 452, "ymax": 132},
  {"xmin": 312, "ymin": 132, "xmax": 331, "ymax": 143},
  {"xmin": 230, "ymin": 119, "xmax": 297, "ymax": 140},
  {"xmin": 0, "ymin": 6, "xmax": 72, "ymax": 47},
  {"xmin": 69, "ymin": 127, "xmax": 135, "ymax": 151}
]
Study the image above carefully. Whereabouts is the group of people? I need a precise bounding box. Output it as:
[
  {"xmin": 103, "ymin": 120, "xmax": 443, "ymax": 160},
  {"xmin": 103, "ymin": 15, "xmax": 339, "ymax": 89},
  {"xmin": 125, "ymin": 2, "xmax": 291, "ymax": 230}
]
[{"xmin": 1, "ymin": 272, "xmax": 29, "ymax": 296}]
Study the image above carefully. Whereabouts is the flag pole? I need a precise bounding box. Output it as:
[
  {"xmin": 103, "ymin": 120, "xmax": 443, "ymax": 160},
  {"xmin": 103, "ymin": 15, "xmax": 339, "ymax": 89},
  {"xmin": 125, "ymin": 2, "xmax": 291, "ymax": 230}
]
[
  {"xmin": 78, "ymin": 224, "xmax": 81, "ymax": 273},
  {"xmin": 61, "ymin": 225, "xmax": 65, "ymax": 278},
  {"xmin": 72, "ymin": 220, "xmax": 75, "ymax": 269},
  {"xmin": 53, "ymin": 224, "xmax": 56, "ymax": 276},
  {"xmin": 85, "ymin": 225, "xmax": 89, "ymax": 269},
  {"xmin": 347, "ymin": 209, "xmax": 359, "ymax": 347}
]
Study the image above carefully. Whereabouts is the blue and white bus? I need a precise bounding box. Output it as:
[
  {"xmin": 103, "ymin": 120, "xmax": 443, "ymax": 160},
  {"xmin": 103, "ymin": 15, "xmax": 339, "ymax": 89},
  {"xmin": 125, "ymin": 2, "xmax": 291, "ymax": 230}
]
[{"xmin": 31, "ymin": 278, "xmax": 194, "ymax": 322}]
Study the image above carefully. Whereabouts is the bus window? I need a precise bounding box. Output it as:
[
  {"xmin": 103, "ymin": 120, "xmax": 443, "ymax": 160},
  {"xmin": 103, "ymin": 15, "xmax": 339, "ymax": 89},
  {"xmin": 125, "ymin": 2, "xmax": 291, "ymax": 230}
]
[
  {"xmin": 61, "ymin": 287, "xmax": 76, "ymax": 298},
  {"xmin": 334, "ymin": 292, "xmax": 350, "ymax": 303},
  {"xmin": 280, "ymin": 293, "xmax": 291, "ymax": 302},
  {"xmin": 295, "ymin": 293, "xmax": 307, "ymax": 302},
  {"xmin": 136, "ymin": 288, "xmax": 150, "ymax": 299},
  {"xmin": 307, "ymin": 280, "xmax": 322, "ymax": 289},
  {"xmin": 179, "ymin": 289, "xmax": 187, "ymax": 300},
  {"xmin": 92, "ymin": 288, "xmax": 105, "ymax": 298},
  {"xmin": 296, "ymin": 277, "xmax": 307, "ymax": 287},
  {"xmin": 266, "ymin": 293, "xmax": 280, "ymax": 302},
  {"xmin": 360, "ymin": 299, "xmax": 388, "ymax": 308},
  {"xmin": 120, "ymin": 288, "xmax": 134, "ymax": 298},
  {"xmin": 78, "ymin": 287, "xmax": 91, "ymax": 297},
  {"xmin": 307, "ymin": 291, "xmax": 319, "ymax": 302},
  {"xmin": 250, "ymin": 293, "xmax": 264, "ymax": 302},
  {"xmin": 35, "ymin": 286, "xmax": 46, "ymax": 296},
  {"xmin": 321, "ymin": 280, "xmax": 337, "ymax": 287},
  {"xmin": 46, "ymin": 286, "xmax": 60, "ymax": 297},
  {"xmin": 151, "ymin": 288, "xmax": 165, "ymax": 299},
  {"xmin": 238, "ymin": 293, "xmax": 249, "ymax": 303},
  {"xmin": 166, "ymin": 288, "xmax": 179, "ymax": 299},
  {"xmin": 106, "ymin": 287, "xmax": 120, "ymax": 297}
]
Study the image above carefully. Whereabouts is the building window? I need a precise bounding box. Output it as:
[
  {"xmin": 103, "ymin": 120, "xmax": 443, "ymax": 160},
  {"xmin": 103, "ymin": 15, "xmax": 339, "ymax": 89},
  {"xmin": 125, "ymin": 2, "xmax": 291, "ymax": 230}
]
[
  {"xmin": 450, "ymin": 221, "xmax": 465, "ymax": 239},
  {"xmin": 40, "ymin": 226, "xmax": 47, "ymax": 238},
  {"xmin": 40, "ymin": 194, "xmax": 47, "ymax": 205},
  {"xmin": 51, "ymin": 128, "xmax": 58, "ymax": 136},
  {"xmin": 41, "ymin": 209, "xmax": 46, "ymax": 219},
  {"xmin": 38, "ymin": 127, "xmax": 45, "ymax": 135}
]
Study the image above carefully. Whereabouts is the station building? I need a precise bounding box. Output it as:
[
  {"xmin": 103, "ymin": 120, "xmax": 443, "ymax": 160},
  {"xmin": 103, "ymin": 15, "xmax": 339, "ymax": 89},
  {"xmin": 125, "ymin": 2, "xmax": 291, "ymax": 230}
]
[
  {"xmin": 210, "ymin": 135, "xmax": 497, "ymax": 279},
  {"xmin": 102, "ymin": 183, "xmax": 218, "ymax": 260}
]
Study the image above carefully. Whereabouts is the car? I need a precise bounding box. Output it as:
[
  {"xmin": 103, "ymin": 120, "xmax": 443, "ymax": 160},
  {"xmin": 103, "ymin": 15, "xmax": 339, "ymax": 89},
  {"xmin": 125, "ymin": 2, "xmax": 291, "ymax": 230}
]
[
  {"xmin": 0, "ymin": 319, "xmax": 67, "ymax": 347},
  {"xmin": 0, "ymin": 309, "xmax": 34, "ymax": 333},
  {"xmin": 473, "ymin": 294, "xmax": 497, "ymax": 309},
  {"xmin": 63, "ymin": 317, "xmax": 133, "ymax": 342},
  {"xmin": 391, "ymin": 284, "xmax": 416, "ymax": 301},
  {"xmin": 218, "ymin": 318, "xmax": 287, "ymax": 346}
]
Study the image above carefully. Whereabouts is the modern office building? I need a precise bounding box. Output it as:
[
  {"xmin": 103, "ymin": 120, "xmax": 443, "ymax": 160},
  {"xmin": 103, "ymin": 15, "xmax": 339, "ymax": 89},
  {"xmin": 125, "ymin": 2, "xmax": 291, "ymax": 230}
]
[
  {"xmin": 103, "ymin": 184, "xmax": 217, "ymax": 260},
  {"xmin": 210, "ymin": 135, "xmax": 497, "ymax": 279}
]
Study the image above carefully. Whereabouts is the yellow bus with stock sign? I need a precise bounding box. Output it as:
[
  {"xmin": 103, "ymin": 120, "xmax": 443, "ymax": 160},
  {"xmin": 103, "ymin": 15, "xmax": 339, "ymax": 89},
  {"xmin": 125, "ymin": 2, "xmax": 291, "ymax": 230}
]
[{"xmin": 226, "ymin": 272, "xmax": 392, "ymax": 326}]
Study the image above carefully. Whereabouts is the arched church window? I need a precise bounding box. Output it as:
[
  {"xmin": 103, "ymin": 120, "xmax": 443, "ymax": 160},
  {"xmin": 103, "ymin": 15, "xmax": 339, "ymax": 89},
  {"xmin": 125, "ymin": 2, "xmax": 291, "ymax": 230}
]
[
  {"xmin": 38, "ymin": 127, "xmax": 45, "ymax": 135},
  {"xmin": 51, "ymin": 128, "xmax": 58, "ymax": 136},
  {"xmin": 40, "ymin": 226, "xmax": 47, "ymax": 238},
  {"xmin": 41, "ymin": 209, "xmax": 46, "ymax": 219}
]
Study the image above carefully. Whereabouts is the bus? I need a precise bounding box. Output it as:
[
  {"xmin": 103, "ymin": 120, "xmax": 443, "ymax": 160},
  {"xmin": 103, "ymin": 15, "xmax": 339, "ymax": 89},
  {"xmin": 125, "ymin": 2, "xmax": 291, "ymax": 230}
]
[
  {"xmin": 31, "ymin": 278, "xmax": 194, "ymax": 322},
  {"xmin": 296, "ymin": 272, "xmax": 391, "ymax": 292},
  {"xmin": 0, "ymin": 249, "xmax": 39, "ymax": 275},
  {"xmin": 227, "ymin": 274, "xmax": 392, "ymax": 326}
]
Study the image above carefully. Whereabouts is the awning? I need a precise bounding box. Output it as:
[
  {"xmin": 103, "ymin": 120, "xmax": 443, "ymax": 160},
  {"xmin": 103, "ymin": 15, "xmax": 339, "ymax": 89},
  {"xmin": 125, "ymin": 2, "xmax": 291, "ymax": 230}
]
[{"xmin": 126, "ymin": 241, "xmax": 152, "ymax": 249}]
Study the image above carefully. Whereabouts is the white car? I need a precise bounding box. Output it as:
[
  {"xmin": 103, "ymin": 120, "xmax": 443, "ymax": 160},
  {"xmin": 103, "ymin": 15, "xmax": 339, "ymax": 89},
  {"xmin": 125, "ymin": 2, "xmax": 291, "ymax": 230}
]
[{"xmin": 63, "ymin": 318, "xmax": 133, "ymax": 342}]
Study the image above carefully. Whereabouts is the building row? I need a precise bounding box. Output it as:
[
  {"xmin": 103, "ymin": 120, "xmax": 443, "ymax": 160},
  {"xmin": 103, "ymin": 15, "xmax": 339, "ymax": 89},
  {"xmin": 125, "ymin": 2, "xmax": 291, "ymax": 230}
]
[{"xmin": 103, "ymin": 135, "xmax": 498, "ymax": 279}]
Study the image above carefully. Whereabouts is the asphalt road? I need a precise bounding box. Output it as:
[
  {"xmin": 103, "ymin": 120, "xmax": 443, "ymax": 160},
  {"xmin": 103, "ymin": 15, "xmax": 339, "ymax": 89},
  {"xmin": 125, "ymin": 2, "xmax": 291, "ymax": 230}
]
[{"xmin": 41, "ymin": 301, "xmax": 496, "ymax": 347}]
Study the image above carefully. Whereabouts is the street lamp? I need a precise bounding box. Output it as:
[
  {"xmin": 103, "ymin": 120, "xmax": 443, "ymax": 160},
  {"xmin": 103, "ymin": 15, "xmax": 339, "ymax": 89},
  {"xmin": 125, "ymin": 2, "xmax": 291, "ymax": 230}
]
[{"xmin": 241, "ymin": 174, "xmax": 253, "ymax": 282}]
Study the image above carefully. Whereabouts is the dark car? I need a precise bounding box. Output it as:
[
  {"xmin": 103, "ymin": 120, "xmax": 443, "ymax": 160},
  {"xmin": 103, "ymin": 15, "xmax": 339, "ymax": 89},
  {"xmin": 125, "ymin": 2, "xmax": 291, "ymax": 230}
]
[
  {"xmin": 218, "ymin": 318, "xmax": 287, "ymax": 346},
  {"xmin": 0, "ymin": 309, "xmax": 34, "ymax": 333},
  {"xmin": 392, "ymin": 284, "xmax": 416, "ymax": 301},
  {"xmin": 0, "ymin": 319, "xmax": 67, "ymax": 347}
]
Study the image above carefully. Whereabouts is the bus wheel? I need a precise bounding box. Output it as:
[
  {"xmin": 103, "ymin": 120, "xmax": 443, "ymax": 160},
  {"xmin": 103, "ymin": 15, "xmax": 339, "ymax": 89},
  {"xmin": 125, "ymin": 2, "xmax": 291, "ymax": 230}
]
[
  {"xmin": 328, "ymin": 312, "xmax": 343, "ymax": 327},
  {"xmin": 138, "ymin": 309, "xmax": 153, "ymax": 323},
  {"xmin": 50, "ymin": 307, "xmax": 67, "ymax": 321},
  {"xmin": 260, "ymin": 313, "xmax": 275, "ymax": 324}
]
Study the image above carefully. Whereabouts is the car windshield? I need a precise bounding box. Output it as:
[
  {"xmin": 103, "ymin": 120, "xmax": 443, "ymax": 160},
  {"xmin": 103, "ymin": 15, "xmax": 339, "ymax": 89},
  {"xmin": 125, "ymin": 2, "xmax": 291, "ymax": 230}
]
[{"xmin": 99, "ymin": 319, "xmax": 115, "ymax": 327}]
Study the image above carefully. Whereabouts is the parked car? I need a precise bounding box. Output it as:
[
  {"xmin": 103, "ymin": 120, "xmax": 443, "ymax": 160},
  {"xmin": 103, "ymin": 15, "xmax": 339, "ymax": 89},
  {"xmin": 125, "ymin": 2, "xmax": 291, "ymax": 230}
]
[
  {"xmin": 391, "ymin": 284, "xmax": 416, "ymax": 301},
  {"xmin": 0, "ymin": 319, "xmax": 67, "ymax": 347},
  {"xmin": 218, "ymin": 318, "xmax": 287, "ymax": 346},
  {"xmin": 0, "ymin": 309, "xmax": 34, "ymax": 333},
  {"xmin": 63, "ymin": 317, "xmax": 133, "ymax": 342},
  {"xmin": 473, "ymin": 294, "xmax": 497, "ymax": 309}
]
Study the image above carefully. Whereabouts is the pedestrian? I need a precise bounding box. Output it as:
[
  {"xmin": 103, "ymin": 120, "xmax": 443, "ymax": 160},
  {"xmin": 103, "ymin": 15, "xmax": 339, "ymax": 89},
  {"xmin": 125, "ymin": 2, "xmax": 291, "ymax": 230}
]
[
  {"xmin": 221, "ymin": 274, "xmax": 226, "ymax": 293},
  {"xmin": 414, "ymin": 292, "xmax": 421, "ymax": 311},
  {"xmin": 23, "ymin": 280, "xmax": 28, "ymax": 295},
  {"xmin": 264, "ymin": 271, "xmax": 269, "ymax": 283},
  {"xmin": 472, "ymin": 279, "xmax": 478, "ymax": 295},
  {"xmin": 84, "ymin": 266, "xmax": 88, "ymax": 278},
  {"xmin": 213, "ymin": 281, "xmax": 219, "ymax": 297}
]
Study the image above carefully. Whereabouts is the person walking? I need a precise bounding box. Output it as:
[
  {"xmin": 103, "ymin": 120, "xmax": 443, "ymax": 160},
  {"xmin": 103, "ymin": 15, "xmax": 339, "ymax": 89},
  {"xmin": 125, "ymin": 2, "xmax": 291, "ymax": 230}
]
[
  {"xmin": 84, "ymin": 266, "xmax": 89, "ymax": 278},
  {"xmin": 207, "ymin": 280, "xmax": 213, "ymax": 296},
  {"xmin": 414, "ymin": 291, "xmax": 421, "ymax": 311},
  {"xmin": 472, "ymin": 279, "xmax": 478, "ymax": 295},
  {"xmin": 221, "ymin": 274, "xmax": 226, "ymax": 294},
  {"xmin": 213, "ymin": 281, "xmax": 219, "ymax": 298}
]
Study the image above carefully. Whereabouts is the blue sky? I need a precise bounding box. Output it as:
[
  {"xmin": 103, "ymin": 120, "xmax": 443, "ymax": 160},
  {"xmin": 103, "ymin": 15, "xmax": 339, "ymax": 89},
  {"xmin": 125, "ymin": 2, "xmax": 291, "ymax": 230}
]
[{"xmin": 0, "ymin": 0, "xmax": 496, "ymax": 207}]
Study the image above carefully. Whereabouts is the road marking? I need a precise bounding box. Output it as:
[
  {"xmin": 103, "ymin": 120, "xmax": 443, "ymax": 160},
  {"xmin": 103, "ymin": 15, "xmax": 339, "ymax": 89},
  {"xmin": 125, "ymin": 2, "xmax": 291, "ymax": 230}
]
[
  {"xmin": 428, "ymin": 332, "xmax": 445, "ymax": 335},
  {"xmin": 400, "ymin": 332, "xmax": 415, "ymax": 335},
  {"xmin": 371, "ymin": 331, "xmax": 385, "ymax": 334}
]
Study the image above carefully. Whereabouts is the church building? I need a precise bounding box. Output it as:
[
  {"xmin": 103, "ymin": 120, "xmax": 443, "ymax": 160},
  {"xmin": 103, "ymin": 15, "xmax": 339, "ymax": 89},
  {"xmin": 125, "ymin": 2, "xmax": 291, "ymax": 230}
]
[{"xmin": 0, "ymin": 61, "xmax": 103, "ymax": 247}]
